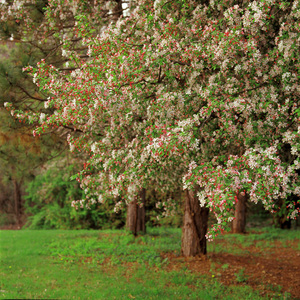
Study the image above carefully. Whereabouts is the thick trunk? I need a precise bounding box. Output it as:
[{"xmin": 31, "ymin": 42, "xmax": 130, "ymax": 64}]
[
  {"xmin": 232, "ymin": 192, "xmax": 247, "ymax": 233},
  {"xmin": 126, "ymin": 188, "xmax": 146, "ymax": 235},
  {"xmin": 13, "ymin": 179, "xmax": 22, "ymax": 227},
  {"xmin": 181, "ymin": 189, "xmax": 209, "ymax": 256}
]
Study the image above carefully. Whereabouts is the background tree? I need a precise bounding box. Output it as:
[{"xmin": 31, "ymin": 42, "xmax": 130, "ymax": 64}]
[
  {"xmin": 0, "ymin": 0, "xmax": 131, "ymax": 226},
  {"xmin": 0, "ymin": 37, "xmax": 69, "ymax": 226},
  {"xmin": 0, "ymin": 107, "xmax": 67, "ymax": 226}
]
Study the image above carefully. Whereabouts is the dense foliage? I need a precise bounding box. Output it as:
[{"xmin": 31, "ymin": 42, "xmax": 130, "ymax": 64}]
[
  {"xmin": 24, "ymin": 160, "xmax": 126, "ymax": 229},
  {"xmin": 24, "ymin": 158, "xmax": 181, "ymax": 229}
]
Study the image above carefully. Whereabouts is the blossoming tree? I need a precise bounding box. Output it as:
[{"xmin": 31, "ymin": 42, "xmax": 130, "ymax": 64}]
[{"xmin": 5, "ymin": 0, "xmax": 300, "ymax": 255}]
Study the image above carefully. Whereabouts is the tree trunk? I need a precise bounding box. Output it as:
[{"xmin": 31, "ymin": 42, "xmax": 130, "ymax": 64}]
[
  {"xmin": 181, "ymin": 189, "xmax": 209, "ymax": 256},
  {"xmin": 278, "ymin": 217, "xmax": 291, "ymax": 229},
  {"xmin": 274, "ymin": 212, "xmax": 291, "ymax": 229},
  {"xmin": 126, "ymin": 188, "xmax": 146, "ymax": 235},
  {"xmin": 111, "ymin": 0, "xmax": 123, "ymax": 21},
  {"xmin": 13, "ymin": 179, "xmax": 22, "ymax": 227},
  {"xmin": 274, "ymin": 195, "xmax": 297, "ymax": 229},
  {"xmin": 232, "ymin": 192, "xmax": 247, "ymax": 233}
]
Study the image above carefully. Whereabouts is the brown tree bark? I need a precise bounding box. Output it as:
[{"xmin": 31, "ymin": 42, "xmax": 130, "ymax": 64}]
[
  {"xmin": 111, "ymin": 0, "xmax": 123, "ymax": 22},
  {"xmin": 13, "ymin": 179, "xmax": 22, "ymax": 227},
  {"xmin": 126, "ymin": 188, "xmax": 146, "ymax": 236},
  {"xmin": 232, "ymin": 192, "xmax": 247, "ymax": 233},
  {"xmin": 181, "ymin": 189, "xmax": 209, "ymax": 256},
  {"xmin": 277, "ymin": 216, "xmax": 292, "ymax": 229},
  {"xmin": 274, "ymin": 195, "xmax": 298, "ymax": 229}
]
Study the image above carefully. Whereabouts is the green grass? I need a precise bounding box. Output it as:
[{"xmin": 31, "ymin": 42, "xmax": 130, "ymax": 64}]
[
  {"xmin": 0, "ymin": 227, "xmax": 296, "ymax": 299},
  {"xmin": 208, "ymin": 226, "xmax": 300, "ymax": 255}
]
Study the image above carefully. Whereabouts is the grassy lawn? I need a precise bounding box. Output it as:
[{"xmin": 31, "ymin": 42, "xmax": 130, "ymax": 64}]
[{"xmin": 0, "ymin": 227, "xmax": 298, "ymax": 299}]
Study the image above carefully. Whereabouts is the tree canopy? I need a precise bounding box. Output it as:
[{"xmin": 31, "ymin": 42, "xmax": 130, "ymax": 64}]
[{"xmin": 3, "ymin": 0, "xmax": 300, "ymax": 239}]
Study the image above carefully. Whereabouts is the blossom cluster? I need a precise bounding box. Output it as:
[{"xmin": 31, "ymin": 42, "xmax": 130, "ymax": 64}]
[{"xmin": 183, "ymin": 147, "xmax": 299, "ymax": 238}]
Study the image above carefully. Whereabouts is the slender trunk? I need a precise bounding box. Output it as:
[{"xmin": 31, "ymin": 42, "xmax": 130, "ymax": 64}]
[
  {"xmin": 295, "ymin": 215, "xmax": 300, "ymax": 228},
  {"xmin": 126, "ymin": 188, "xmax": 146, "ymax": 235},
  {"xmin": 232, "ymin": 192, "xmax": 247, "ymax": 233},
  {"xmin": 278, "ymin": 217, "xmax": 291, "ymax": 229},
  {"xmin": 111, "ymin": 0, "xmax": 123, "ymax": 21},
  {"xmin": 275, "ymin": 212, "xmax": 291, "ymax": 229},
  {"xmin": 13, "ymin": 179, "xmax": 22, "ymax": 227},
  {"xmin": 181, "ymin": 189, "xmax": 209, "ymax": 256},
  {"xmin": 274, "ymin": 195, "xmax": 296, "ymax": 229}
]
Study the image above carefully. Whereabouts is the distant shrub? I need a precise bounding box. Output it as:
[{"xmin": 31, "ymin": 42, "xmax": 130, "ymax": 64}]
[
  {"xmin": 24, "ymin": 161, "xmax": 125, "ymax": 229},
  {"xmin": 145, "ymin": 189, "xmax": 183, "ymax": 228}
]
